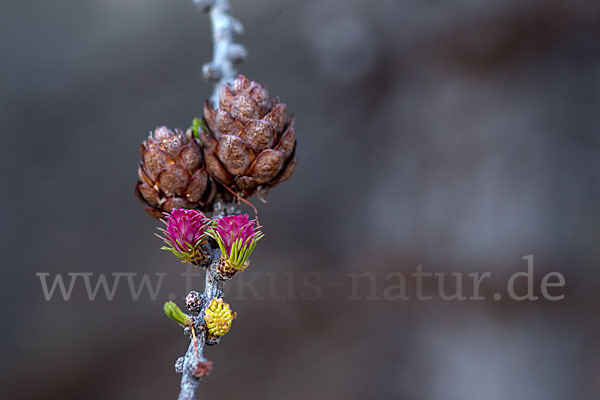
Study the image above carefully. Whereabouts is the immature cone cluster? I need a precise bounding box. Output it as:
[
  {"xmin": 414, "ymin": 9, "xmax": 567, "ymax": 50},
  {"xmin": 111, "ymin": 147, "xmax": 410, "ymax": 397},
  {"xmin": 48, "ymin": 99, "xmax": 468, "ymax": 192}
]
[
  {"xmin": 199, "ymin": 74, "xmax": 297, "ymax": 198},
  {"xmin": 204, "ymin": 298, "xmax": 236, "ymax": 338},
  {"xmin": 136, "ymin": 126, "xmax": 216, "ymax": 218}
]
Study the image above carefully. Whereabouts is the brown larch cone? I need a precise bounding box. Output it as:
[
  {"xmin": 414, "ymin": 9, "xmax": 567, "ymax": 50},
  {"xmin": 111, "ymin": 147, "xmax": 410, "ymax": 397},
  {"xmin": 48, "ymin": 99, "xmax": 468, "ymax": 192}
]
[
  {"xmin": 135, "ymin": 126, "xmax": 216, "ymax": 218},
  {"xmin": 199, "ymin": 74, "xmax": 297, "ymax": 198}
]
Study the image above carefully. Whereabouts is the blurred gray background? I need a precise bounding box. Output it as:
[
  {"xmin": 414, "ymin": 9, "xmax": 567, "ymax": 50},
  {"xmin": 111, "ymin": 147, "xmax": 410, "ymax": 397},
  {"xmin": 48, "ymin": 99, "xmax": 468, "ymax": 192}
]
[{"xmin": 2, "ymin": 0, "xmax": 600, "ymax": 399}]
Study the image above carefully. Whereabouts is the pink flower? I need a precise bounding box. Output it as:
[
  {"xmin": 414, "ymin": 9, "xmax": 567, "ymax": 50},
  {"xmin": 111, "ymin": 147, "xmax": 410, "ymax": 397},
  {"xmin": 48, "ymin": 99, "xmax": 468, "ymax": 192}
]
[
  {"xmin": 214, "ymin": 215, "xmax": 257, "ymax": 253},
  {"xmin": 157, "ymin": 209, "xmax": 209, "ymax": 264},
  {"xmin": 208, "ymin": 214, "xmax": 263, "ymax": 271}
]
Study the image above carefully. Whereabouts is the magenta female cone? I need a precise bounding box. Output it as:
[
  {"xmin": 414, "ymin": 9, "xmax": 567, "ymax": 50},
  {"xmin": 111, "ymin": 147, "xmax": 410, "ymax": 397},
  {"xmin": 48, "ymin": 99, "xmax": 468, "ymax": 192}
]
[
  {"xmin": 207, "ymin": 214, "xmax": 264, "ymax": 274},
  {"xmin": 157, "ymin": 208, "xmax": 211, "ymax": 264}
]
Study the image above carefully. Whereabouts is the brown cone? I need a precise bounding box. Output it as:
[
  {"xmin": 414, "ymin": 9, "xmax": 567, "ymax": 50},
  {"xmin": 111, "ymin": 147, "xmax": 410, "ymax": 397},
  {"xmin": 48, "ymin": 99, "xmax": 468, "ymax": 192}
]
[
  {"xmin": 135, "ymin": 126, "xmax": 216, "ymax": 218},
  {"xmin": 200, "ymin": 75, "xmax": 297, "ymax": 198}
]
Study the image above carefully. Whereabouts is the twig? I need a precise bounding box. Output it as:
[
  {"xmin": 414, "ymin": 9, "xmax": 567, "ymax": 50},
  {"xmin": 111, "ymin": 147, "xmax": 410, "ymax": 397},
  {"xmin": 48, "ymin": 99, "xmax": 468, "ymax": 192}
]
[
  {"xmin": 177, "ymin": 247, "xmax": 219, "ymax": 400},
  {"xmin": 176, "ymin": 2, "xmax": 247, "ymax": 398},
  {"xmin": 176, "ymin": 202, "xmax": 237, "ymax": 400},
  {"xmin": 196, "ymin": 0, "xmax": 246, "ymax": 107}
]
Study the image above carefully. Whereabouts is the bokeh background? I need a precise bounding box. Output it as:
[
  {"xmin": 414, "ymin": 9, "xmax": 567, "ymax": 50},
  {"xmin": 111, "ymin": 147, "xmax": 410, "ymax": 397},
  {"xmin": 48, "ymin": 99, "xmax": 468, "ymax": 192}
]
[{"xmin": 2, "ymin": 0, "xmax": 600, "ymax": 398}]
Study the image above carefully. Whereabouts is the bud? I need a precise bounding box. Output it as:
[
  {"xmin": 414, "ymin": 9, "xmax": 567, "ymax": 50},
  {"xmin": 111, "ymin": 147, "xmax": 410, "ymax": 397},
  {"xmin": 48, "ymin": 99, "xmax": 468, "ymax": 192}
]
[
  {"xmin": 175, "ymin": 357, "xmax": 185, "ymax": 374},
  {"xmin": 202, "ymin": 63, "xmax": 222, "ymax": 81},
  {"xmin": 156, "ymin": 209, "xmax": 211, "ymax": 265},
  {"xmin": 164, "ymin": 301, "xmax": 191, "ymax": 326},
  {"xmin": 228, "ymin": 43, "xmax": 248, "ymax": 64},
  {"xmin": 194, "ymin": 359, "xmax": 214, "ymax": 377},
  {"xmin": 193, "ymin": 0, "xmax": 213, "ymax": 12},
  {"xmin": 203, "ymin": 298, "xmax": 236, "ymax": 337},
  {"xmin": 185, "ymin": 290, "xmax": 205, "ymax": 312}
]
